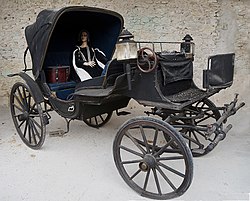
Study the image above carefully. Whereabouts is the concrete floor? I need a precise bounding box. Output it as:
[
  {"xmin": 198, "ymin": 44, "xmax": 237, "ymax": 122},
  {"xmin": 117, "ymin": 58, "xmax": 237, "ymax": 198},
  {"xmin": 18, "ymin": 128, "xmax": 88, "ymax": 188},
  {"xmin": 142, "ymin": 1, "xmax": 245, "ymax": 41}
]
[{"xmin": 0, "ymin": 101, "xmax": 250, "ymax": 201}]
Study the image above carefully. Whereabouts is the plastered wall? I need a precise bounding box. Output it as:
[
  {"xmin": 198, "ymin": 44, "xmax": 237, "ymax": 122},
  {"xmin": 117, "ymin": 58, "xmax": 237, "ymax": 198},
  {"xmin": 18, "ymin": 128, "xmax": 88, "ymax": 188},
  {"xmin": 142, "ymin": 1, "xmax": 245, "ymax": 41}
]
[{"xmin": 0, "ymin": 0, "xmax": 249, "ymax": 107}]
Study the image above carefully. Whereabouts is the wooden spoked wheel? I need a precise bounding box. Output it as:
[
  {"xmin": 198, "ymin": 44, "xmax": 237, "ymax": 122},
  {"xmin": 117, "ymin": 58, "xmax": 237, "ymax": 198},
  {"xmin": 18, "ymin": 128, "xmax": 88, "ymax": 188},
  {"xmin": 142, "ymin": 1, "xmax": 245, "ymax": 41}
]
[
  {"xmin": 10, "ymin": 82, "xmax": 46, "ymax": 149},
  {"xmin": 113, "ymin": 116, "xmax": 193, "ymax": 200},
  {"xmin": 166, "ymin": 98, "xmax": 221, "ymax": 156}
]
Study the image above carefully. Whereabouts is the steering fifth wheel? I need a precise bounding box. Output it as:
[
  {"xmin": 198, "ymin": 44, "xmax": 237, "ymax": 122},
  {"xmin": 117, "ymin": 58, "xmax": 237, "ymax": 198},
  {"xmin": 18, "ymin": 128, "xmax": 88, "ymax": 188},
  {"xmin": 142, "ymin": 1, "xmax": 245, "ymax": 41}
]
[{"xmin": 137, "ymin": 47, "xmax": 158, "ymax": 73}]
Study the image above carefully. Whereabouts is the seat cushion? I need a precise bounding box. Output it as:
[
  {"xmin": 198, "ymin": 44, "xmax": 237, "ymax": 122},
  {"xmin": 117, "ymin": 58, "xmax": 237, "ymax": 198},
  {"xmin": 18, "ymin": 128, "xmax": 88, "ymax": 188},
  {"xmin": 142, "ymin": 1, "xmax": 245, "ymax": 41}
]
[{"xmin": 48, "ymin": 81, "xmax": 76, "ymax": 91}]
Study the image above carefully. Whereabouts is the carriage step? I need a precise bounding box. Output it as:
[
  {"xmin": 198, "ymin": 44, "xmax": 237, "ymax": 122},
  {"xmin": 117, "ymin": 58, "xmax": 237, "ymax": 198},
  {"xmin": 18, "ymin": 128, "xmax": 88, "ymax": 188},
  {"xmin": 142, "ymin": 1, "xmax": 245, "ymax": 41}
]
[
  {"xmin": 116, "ymin": 110, "xmax": 131, "ymax": 116},
  {"xmin": 49, "ymin": 130, "xmax": 66, "ymax": 137},
  {"xmin": 191, "ymin": 148, "xmax": 205, "ymax": 155}
]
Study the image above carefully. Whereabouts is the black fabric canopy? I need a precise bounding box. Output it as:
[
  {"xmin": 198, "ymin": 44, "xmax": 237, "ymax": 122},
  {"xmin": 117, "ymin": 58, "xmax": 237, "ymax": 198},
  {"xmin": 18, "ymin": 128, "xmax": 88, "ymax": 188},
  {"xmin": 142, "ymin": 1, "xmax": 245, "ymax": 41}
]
[{"xmin": 25, "ymin": 6, "xmax": 124, "ymax": 79}]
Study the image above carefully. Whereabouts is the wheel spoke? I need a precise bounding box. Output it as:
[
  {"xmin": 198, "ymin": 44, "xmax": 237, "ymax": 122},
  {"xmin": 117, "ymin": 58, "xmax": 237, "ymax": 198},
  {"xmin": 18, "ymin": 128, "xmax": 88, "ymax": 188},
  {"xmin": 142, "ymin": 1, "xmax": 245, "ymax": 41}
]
[
  {"xmin": 130, "ymin": 169, "xmax": 141, "ymax": 180},
  {"xmin": 29, "ymin": 103, "xmax": 36, "ymax": 114},
  {"xmin": 18, "ymin": 119, "xmax": 25, "ymax": 128},
  {"xmin": 13, "ymin": 103, "xmax": 24, "ymax": 113},
  {"xmin": 157, "ymin": 156, "xmax": 184, "ymax": 161},
  {"xmin": 23, "ymin": 120, "xmax": 28, "ymax": 138},
  {"xmin": 27, "ymin": 94, "xmax": 31, "ymax": 111},
  {"xmin": 13, "ymin": 93, "xmax": 26, "ymax": 111},
  {"xmin": 17, "ymin": 87, "xmax": 25, "ymax": 105},
  {"xmin": 22, "ymin": 85, "xmax": 28, "ymax": 109},
  {"xmin": 99, "ymin": 115, "xmax": 104, "ymax": 122},
  {"xmin": 18, "ymin": 87, "xmax": 29, "ymax": 111},
  {"xmin": 121, "ymin": 159, "xmax": 142, "ymax": 165},
  {"xmin": 29, "ymin": 117, "xmax": 42, "ymax": 130},
  {"xmin": 29, "ymin": 118, "xmax": 41, "ymax": 140},
  {"xmin": 183, "ymin": 134, "xmax": 202, "ymax": 147},
  {"xmin": 84, "ymin": 112, "xmax": 112, "ymax": 128},
  {"xmin": 196, "ymin": 101, "xmax": 205, "ymax": 109},
  {"xmin": 125, "ymin": 131, "xmax": 146, "ymax": 155},
  {"xmin": 17, "ymin": 86, "xmax": 23, "ymax": 98},
  {"xmin": 154, "ymin": 138, "xmax": 174, "ymax": 157},
  {"xmin": 139, "ymin": 125, "xmax": 150, "ymax": 153},
  {"xmin": 156, "ymin": 165, "xmax": 177, "ymax": 191},
  {"xmin": 29, "ymin": 121, "xmax": 38, "ymax": 145},
  {"xmin": 94, "ymin": 116, "xmax": 98, "ymax": 126},
  {"xmin": 196, "ymin": 114, "xmax": 212, "ymax": 124},
  {"xmin": 152, "ymin": 128, "xmax": 159, "ymax": 154},
  {"xmin": 191, "ymin": 130, "xmax": 201, "ymax": 146},
  {"xmin": 28, "ymin": 121, "xmax": 32, "ymax": 143},
  {"xmin": 119, "ymin": 145, "xmax": 144, "ymax": 158},
  {"xmin": 152, "ymin": 168, "xmax": 162, "ymax": 195},
  {"xmin": 158, "ymin": 161, "xmax": 185, "ymax": 178},
  {"xmin": 143, "ymin": 169, "xmax": 151, "ymax": 191},
  {"xmin": 195, "ymin": 129, "xmax": 208, "ymax": 139}
]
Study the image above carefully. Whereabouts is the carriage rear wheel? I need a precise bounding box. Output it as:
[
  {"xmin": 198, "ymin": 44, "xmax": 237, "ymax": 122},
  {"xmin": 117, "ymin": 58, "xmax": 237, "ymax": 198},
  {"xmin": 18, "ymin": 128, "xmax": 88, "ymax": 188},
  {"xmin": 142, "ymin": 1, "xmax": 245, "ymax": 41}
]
[
  {"xmin": 10, "ymin": 82, "xmax": 46, "ymax": 149},
  {"xmin": 83, "ymin": 112, "xmax": 112, "ymax": 128},
  {"xmin": 166, "ymin": 98, "xmax": 221, "ymax": 156},
  {"xmin": 113, "ymin": 116, "xmax": 193, "ymax": 200}
]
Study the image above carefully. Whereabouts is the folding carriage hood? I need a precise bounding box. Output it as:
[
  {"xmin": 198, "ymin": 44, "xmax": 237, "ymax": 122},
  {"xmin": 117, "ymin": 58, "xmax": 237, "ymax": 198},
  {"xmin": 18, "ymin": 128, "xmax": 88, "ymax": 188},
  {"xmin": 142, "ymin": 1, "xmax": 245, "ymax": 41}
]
[{"xmin": 25, "ymin": 6, "xmax": 124, "ymax": 79}]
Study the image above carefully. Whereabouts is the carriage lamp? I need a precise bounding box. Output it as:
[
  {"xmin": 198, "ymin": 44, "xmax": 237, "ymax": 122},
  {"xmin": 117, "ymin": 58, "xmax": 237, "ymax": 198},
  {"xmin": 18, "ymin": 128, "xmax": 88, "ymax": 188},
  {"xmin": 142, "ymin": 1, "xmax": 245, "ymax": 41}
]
[
  {"xmin": 115, "ymin": 29, "xmax": 138, "ymax": 61},
  {"xmin": 180, "ymin": 34, "xmax": 195, "ymax": 59}
]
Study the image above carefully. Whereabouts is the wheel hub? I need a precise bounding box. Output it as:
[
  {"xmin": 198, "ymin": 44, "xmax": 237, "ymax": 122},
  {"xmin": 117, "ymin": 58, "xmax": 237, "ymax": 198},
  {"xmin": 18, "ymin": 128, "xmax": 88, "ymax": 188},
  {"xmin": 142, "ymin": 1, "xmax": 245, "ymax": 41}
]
[
  {"xmin": 139, "ymin": 154, "xmax": 157, "ymax": 171},
  {"xmin": 18, "ymin": 112, "xmax": 29, "ymax": 121}
]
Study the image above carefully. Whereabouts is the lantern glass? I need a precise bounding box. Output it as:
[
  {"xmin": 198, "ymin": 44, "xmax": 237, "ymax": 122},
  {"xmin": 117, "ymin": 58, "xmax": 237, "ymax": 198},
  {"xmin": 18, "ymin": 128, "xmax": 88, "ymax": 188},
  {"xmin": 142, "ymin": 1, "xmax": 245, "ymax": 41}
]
[{"xmin": 115, "ymin": 41, "xmax": 138, "ymax": 61}]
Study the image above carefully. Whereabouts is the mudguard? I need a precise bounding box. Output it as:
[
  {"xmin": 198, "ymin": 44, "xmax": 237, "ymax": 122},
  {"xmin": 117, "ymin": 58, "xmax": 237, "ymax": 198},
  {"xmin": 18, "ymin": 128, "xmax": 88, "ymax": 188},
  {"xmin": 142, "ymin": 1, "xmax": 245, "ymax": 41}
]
[{"xmin": 9, "ymin": 72, "xmax": 44, "ymax": 104}]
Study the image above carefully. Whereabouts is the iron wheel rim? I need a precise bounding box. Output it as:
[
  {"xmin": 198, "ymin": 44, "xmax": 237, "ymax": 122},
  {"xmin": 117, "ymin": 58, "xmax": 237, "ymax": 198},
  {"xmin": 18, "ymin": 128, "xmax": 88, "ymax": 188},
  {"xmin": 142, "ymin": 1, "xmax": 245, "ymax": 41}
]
[{"xmin": 113, "ymin": 116, "xmax": 193, "ymax": 200}]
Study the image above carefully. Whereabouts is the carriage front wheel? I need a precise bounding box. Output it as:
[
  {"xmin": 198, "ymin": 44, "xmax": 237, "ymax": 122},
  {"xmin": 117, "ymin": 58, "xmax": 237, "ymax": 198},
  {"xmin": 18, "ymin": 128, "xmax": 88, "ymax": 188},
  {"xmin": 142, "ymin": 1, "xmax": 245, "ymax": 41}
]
[
  {"xmin": 113, "ymin": 116, "xmax": 193, "ymax": 200},
  {"xmin": 10, "ymin": 82, "xmax": 46, "ymax": 149}
]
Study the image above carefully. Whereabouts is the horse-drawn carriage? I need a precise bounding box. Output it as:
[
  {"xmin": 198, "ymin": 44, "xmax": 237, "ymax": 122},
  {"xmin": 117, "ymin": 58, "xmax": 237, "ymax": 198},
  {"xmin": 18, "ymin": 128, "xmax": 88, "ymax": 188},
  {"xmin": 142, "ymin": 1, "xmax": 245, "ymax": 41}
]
[{"xmin": 9, "ymin": 6, "xmax": 244, "ymax": 200}]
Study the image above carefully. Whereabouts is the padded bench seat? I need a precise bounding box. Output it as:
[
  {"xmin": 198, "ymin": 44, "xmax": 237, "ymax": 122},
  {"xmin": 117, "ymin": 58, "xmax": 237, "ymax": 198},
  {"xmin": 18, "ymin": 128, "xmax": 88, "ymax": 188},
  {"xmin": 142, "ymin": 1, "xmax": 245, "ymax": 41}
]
[
  {"xmin": 48, "ymin": 81, "xmax": 76, "ymax": 91},
  {"xmin": 48, "ymin": 81, "xmax": 77, "ymax": 100}
]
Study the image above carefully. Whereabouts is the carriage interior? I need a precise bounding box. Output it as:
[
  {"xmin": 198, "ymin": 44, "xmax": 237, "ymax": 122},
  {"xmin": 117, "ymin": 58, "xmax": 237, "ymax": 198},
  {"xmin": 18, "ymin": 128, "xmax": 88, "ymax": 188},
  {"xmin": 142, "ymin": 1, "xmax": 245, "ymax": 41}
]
[
  {"xmin": 42, "ymin": 10, "xmax": 235, "ymax": 106},
  {"xmin": 43, "ymin": 10, "xmax": 123, "ymax": 99}
]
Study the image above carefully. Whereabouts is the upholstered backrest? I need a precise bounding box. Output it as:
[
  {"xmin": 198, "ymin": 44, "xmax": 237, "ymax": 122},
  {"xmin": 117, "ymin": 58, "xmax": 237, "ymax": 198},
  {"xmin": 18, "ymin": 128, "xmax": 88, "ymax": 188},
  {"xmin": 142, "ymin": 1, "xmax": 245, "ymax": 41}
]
[{"xmin": 203, "ymin": 53, "xmax": 235, "ymax": 89}]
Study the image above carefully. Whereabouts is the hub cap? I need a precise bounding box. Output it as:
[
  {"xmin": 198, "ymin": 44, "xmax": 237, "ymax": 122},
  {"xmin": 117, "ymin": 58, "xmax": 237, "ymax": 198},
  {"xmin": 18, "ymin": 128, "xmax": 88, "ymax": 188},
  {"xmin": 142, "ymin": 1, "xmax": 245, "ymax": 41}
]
[{"xmin": 139, "ymin": 154, "xmax": 157, "ymax": 171}]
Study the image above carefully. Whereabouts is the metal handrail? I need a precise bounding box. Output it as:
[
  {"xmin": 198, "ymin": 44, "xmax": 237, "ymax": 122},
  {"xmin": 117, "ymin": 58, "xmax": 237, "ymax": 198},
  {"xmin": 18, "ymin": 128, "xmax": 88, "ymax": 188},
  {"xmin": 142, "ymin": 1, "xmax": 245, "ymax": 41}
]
[{"xmin": 136, "ymin": 41, "xmax": 195, "ymax": 55}]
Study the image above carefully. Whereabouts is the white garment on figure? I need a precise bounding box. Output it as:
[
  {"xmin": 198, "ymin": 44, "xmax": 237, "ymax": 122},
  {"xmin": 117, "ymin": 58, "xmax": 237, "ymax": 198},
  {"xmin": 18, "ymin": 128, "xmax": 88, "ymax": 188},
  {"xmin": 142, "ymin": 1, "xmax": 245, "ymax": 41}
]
[
  {"xmin": 72, "ymin": 48, "xmax": 92, "ymax": 81},
  {"xmin": 72, "ymin": 47, "xmax": 106, "ymax": 81}
]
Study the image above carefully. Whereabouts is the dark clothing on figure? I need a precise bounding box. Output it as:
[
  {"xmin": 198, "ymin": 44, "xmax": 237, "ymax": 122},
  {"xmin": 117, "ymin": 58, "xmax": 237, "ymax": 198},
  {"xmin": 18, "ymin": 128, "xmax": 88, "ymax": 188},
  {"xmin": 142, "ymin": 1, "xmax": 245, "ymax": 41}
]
[{"xmin": 73, "ymin": 46, "xmax": 108, "ymax": 81}]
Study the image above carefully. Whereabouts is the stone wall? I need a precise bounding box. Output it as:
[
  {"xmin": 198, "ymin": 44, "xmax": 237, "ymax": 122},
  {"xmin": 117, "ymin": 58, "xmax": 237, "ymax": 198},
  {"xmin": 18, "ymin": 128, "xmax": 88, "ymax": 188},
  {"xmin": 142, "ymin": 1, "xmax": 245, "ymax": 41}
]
[{"xmin": 0, "ymin": 0, "xmax": 249, "ymax": 107}]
